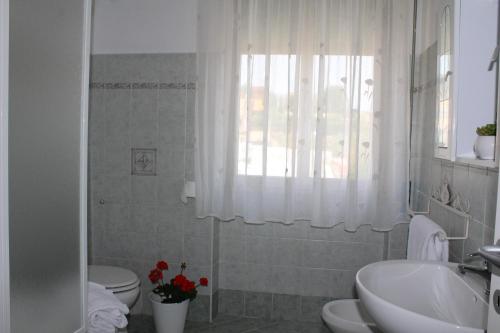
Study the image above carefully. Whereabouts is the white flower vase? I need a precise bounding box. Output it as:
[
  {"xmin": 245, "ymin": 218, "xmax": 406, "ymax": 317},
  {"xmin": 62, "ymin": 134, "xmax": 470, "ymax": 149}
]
[
  {"xmin": 150, "ymin": 293, "xmax": 189, "ymax": 333},
  {"xmin": 474, "ymin": 135, "xmax": 495, "ymax": 160}
]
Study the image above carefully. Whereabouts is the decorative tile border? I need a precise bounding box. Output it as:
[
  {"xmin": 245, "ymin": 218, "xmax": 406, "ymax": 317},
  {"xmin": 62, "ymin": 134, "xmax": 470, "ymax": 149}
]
[{"xmin": 90, "ymin": 82, "xmax": 196, "ymax": 90}]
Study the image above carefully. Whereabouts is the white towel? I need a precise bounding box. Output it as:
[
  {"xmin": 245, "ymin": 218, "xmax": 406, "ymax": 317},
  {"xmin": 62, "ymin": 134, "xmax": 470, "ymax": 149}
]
[
  {"xmin": 407, "ymin": 215, "xmax": 449, "ymax": 262},
  {"xmin": 88, "ymin": 282, "xmax": 129, "ymax": 333}
]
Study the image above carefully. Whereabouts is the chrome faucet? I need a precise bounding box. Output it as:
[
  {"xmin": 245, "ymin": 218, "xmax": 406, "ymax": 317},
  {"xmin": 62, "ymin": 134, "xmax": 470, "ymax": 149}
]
[{"xmin": 456, "ymin": 241, "xmax": 500, "ymax": 296}]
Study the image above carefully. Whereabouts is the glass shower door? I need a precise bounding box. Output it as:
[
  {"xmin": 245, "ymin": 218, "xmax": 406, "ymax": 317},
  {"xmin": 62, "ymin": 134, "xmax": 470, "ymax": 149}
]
[{"xmin": 8, "ymin": 0, "xmax": 91, "ymax": 332}]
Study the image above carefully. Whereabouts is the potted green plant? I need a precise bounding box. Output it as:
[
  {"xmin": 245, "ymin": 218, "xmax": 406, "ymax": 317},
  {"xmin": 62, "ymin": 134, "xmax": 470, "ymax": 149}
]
[
  {"xmin": 474, "ymin": 123, "xmax": 496, "ymax": 160},
  {"xmin": 148, "ymin": 260, "xmax": 208, "ymax": 333}
]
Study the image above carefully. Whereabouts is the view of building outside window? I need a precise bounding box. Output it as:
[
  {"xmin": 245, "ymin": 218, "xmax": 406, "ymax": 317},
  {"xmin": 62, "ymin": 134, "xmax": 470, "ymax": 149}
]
[{"xmin": 238, "ymin": 54, "xmax": 374, "ymax": 179}]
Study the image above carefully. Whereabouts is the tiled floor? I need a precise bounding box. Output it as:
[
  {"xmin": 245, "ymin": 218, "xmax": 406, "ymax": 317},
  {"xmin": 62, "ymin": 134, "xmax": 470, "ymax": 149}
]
[{"xmin": 128, "ymin": 314, "xmax": 330, "ymax": 333}]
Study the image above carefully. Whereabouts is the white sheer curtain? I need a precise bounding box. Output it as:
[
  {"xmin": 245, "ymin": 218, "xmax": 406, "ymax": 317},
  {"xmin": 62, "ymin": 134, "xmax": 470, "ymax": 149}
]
[{"xmin": 195, "ymin": 0, "xmax": 412, "ymax": 231}]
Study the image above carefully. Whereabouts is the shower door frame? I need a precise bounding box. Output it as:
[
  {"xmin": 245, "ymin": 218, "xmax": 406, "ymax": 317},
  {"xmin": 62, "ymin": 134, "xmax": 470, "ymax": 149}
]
[
  {"xmin": 0, "ymin": 0, "xmax": 9, "ymax": 333},
  {"xmin": 78, "ymin": 0, "xmax": 92, "ymax": 331}
]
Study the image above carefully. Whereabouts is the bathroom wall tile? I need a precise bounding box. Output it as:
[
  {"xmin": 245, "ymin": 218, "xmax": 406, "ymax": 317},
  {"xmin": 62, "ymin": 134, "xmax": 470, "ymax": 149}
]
[
  {"xmin": 213, "ymin": 220, "xmax": 221, "ymax": 264},
  {"xmin": 158, "ymin": 53, "xmax": 188, "ymax": 83},
  {"xmin": 388, "ymin": 248, "xmax": 407, "ymax": 260},
  {"xmin": 127, "ymin": 204, "xmax": 158, "ymax": 233},
  {"xmin": 270, "ymin": 266, "xmax": 301, "ymax": 295},
  {"xmin": 244, "ymin": 222, "xmax": 274, "ymax": 237},
  {"xmin": 89, "ymin": 53, "xmax": 218, "ymax": 317},
  {"xmin": 158, "ymin": 89, "xmax": 186, "ymax": 120},
  {"xmin": 131, "ymin": 89, "xmax": 159, "ymax": 147},
  {"xmin": 120, "ymin": 232, "xmax": 160, "ymax": 262},
  {"xmin": 307, "ymin": 225, "xmax": 332, "ymax": 241},
  {"xmin": 89, "ymin": 88, "xmax": 106, "ymax": 147},
  {"xmin": 160, "ymin": 113, "xmax": 186, "ymax": 147},
  {"xmin": 212, "ymin": 262, "xmax": 220, "ymax": 292},
  {"xmin": 104, "ymin": 143, "xmax": 130, "ymax": 176},
  {"xmin": 212, "ymin": 290, "xmax": 219, "ymax": 320},
  {"xmin": 245, "ymin": 236, "xmax": 273, "ymax": 265},
  {"xmin": 219, "ymin": 219, "xmax": 245, "ymax": 238},
  {"xmin": 158, "ymin": 232, "xmax": 183, "ymax": 264},
  {"xmin": 468, "ymin": 167, "xmax": 487, "ymax": 223},
  {"xmin": 330, "ymin": 270, "xmax": 357, "ymax": 299},
  {"xmin": 185, "ymin": 53, "xmax": 197, "ymax": 84},
  {"xmin": 187, "ymin": 295, "xmax": 211, "ymax": 322},
  {"xmin": 389, "ymin": 223, "xmax": 409, "ymax": 250},
  {"xmin": 302, "ymin": 240, "xmax": 332, "ymax": 269},
  {"xmin": 329, "ymin": 224, "xmax": 384, "ymax": 245},
  {"xmin": 429, "ymin": 202, "xmax": 450, "ymax": 235},
  {"xmin": 157, "ymin": 174, "xmax": 185, "ymax": 205},
  {"xmin": 299, "ymin": 268, "xmax": 331, "ymax": 297},
  {"xmin": 184, "ymin": 235, "xmax": 212, "ymax": 266},
  {"xmin": 218, "ymin": 289, "xmax": 244, "ymax": 316},
  {"xmin": 94, "ymin": 174, "xmax": 131, "ymax": 204},
  {"xmin": 90, "ymin": 55, "xmax": 107, "ymax": 83},
  {"xmin": 140, "ymin": 285, "xmax": 153, "ymax": 315},
  {"xmin": 468, "ymin": 219, "xmax": 484, "ymax": 244},
  {"xmin": 89, "ymin": 142, "xmax": 107, "ymax": 177},
  {"xmin": 157, "ymin": 146, "xmax": 185, "ymax": 178},
  {"xmin": 452, "ymin": 164, "xmax": 469, "ymax": 199},
  {"xmin": 104, "ymin": 89, "xmax": 131, "ymax": 145},
  {"xmin": 105, "ymin": 203, "xmax": 131, "ymax": 232},
  {"xmin": 441, "ymin": 161, "xmax": 454, "ymax": 185},
  {"xmin": 219, "ymin": 263, "xmax": 248, "ymax": 291},
  {"xmin": 131, "ymin": 176, "xmax": 158, "ymax": 204},
  {"xmin": 464, "ymin": 233, "xmax": 483, "ymax": 258},
  {"xmin": 449, "ymin": 214, "xmax": 467, "ymax": 240},
  {"xmin": 329, "ymin": 242, "xmax": 383, "ymax": 271},
  {"xmin": 185, "ymin": 148, "xmax": 195, "ymax": 180},
  {"xmin": 244, "ymin": 291, "xmax": 272, "ymax": 319},
  {"xmin": 449, "ymin": 252, "xmax": 461, "ymax": 264},
  {"xmin": 271, "ymin": 239, "xmax": 303, "ymax": 267},
  {"xmin": 105, "ymin": 54, "xmax": 162, "ymax": 83},
  {"xmin": 244, "ymin": 264, "xmax": 273, "ymax": 293},
  {"xmin": 271, "ymin": 294, "xmax": 300, "ymax": 320},
  {"xmin": 273, "ymin": 222, "xmax": 308, "ymax": 240},
  {"xmin": 430, "ymin": 159, "xmax": 442, "ymax": 190},
  {"xmin": 184, "ymin": 215, "xmax": 213, "ymax": 238},
  {"xmin": 449, "ymin": 240, "xmax": 464, "ymax": 263},
  {"xmin": 220, "ymin": 236, "xmax": 245, "ymax": 263},
  {"xmin": 299, "ymin": 296, "xmax": 332, "ymax": 323},
  {"xmin": 157, "ymin": 203, "xmax": 185, "ymax": 234},
  {"xmin": 484, "ymin": 170, "xmax": 498, "ymax": 229},
  {"xmin": 483, "ymin": 226, "xmax": 495, "ymax": 246}
]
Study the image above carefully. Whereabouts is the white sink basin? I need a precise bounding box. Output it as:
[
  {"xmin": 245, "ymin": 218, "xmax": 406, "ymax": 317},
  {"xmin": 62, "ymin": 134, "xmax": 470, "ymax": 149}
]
[{"xmin": 356, "ymin": 260, "xmax": 488, "ymax": 333}]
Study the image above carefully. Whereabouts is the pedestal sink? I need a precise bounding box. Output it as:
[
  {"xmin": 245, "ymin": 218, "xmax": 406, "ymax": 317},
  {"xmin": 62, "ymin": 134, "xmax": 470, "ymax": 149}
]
[{"xmin": 356, "ymin": 260, "xmax": 488, "ymax": 333}]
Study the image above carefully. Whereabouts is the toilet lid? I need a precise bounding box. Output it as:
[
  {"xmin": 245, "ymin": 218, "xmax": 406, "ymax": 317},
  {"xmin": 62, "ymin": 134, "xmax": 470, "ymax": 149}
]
[{"xmin": 89, "ymin": 265, "xmax": 139, "ymax": 290}]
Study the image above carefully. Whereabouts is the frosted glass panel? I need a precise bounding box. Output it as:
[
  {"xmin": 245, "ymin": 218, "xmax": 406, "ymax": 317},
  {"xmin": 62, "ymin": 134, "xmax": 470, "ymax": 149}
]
[{"xmin": 9, "ymin": 0, "xmax": 86, "ymax": 332}]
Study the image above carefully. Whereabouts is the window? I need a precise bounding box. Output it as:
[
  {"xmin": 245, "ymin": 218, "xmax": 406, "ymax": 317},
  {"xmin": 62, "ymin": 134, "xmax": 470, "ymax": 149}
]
[{"xmin": 237, "ymin": 54, "xmax": 375, "ymax": 179}]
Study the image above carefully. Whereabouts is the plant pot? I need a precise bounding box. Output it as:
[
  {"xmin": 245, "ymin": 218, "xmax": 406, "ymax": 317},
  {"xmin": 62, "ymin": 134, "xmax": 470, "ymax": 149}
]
[
  {"xmin": 150, "ymin": 293, "xmax": 189, "ymax": 333},
  {"xmin": 474, "ymin": 135, "xmax": 496, "ymax": 160}
]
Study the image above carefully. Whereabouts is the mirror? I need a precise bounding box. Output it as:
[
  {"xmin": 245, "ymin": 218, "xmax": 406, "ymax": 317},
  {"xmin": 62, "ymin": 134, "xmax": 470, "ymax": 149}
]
[{"xmin": 435, "ymin": 3, "xmax": 453, "ymax": 159}]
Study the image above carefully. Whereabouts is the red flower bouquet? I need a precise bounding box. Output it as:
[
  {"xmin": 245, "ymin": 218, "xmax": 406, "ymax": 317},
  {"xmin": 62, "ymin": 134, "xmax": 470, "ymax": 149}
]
[{"xmin": 148, "ymin": 260, "xmax": 208, "ymax": 304}]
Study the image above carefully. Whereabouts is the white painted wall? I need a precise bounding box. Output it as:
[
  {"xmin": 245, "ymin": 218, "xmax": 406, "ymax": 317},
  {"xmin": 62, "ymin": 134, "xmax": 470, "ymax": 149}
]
[{"xmin": 91, "ymin": 0, "xmax": 197, "ymax": 54}]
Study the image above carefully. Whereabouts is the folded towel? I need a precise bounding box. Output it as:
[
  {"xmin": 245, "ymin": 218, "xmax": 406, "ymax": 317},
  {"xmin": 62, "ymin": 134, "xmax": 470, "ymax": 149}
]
[
  {"xmin": 88, "ymin": 282, "xmax": 129, "ymax": 333},
  {"xmin": 407, "ymin": 215, "xmax": 449, "ymax": 262}
]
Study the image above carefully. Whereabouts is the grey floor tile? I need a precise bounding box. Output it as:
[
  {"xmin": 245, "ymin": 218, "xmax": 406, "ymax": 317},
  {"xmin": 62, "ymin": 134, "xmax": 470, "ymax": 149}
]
[{"xmin": 127, "ymin": 314, "xmax": 329, "ymax": 333}]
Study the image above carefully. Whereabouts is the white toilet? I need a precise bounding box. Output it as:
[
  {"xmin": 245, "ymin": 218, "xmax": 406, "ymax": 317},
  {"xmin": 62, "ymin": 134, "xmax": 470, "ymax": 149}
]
[
  {"xmin": 88, "ymin": 265, "xmax": 141, "ymax": 311},
  {"xmin": 322, "ymin": 299, "xmax": 381, "ymax": 333}
]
